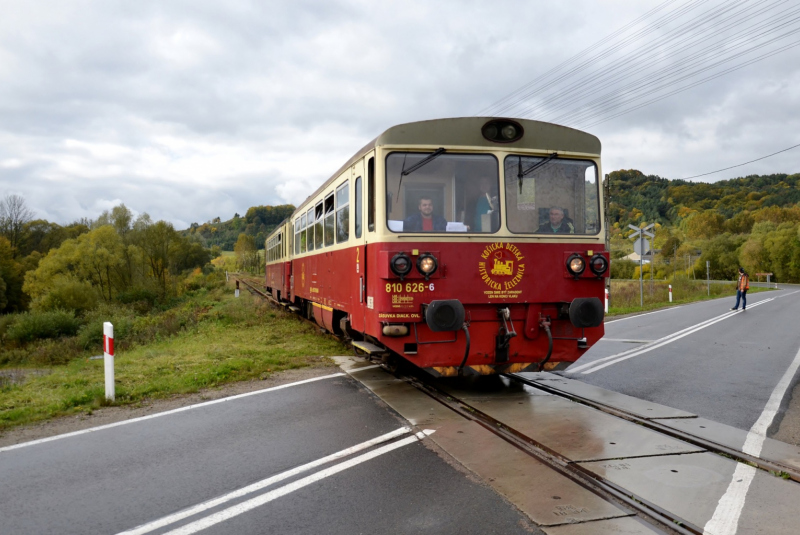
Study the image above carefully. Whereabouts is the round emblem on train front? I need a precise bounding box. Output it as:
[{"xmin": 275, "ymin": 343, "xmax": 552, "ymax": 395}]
[{"xmin": 478, "ymin": 242, "xmax": 526, "ymax": 294}]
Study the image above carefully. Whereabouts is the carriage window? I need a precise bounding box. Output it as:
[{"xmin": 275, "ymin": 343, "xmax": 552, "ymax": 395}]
[
  {"xmin": 385, "ymin": 153, "xmax": 499, "ymax": 233},
  {"xmin": 336, "ymin": 182, "xmax": 350, "ymax": 243},
  {"xmin": 313, "ymin": 203, "xmax": 323, "ymax": 250},
  {"xmin": 305, "ymin": 208, "xmax": 314, "ymax": 251},
  {"xmin": 294, "ymin": 218, "xmax": 301, "ymax": 254},
  {"xmin": 324, "ymin": 193, "xmax": 335, "ymax": 246},
  {"xmin": 355, "ymin": 176, "xmax": 362, "ymax": 238},
  {"xmin": 300, "ymin": 214, "xmax": 307, "ymax": 253},
  {"xmin": 504, "ymin": 156, "xmax": 600, "ymax": 235}
]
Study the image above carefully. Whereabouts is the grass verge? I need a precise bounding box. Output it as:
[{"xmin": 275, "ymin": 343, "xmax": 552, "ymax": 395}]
[
  {"xmin": 608, "ymin": 278, "xmax": 775, "ymax": 316},
  {"xmin": 0, "ymin": 290, "xmax": 346, "ymax": 433}
]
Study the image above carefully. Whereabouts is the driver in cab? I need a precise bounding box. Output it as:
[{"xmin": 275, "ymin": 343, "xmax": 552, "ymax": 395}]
[
  {"xmin": 546, "ymin": 206, "xmax": 574, "ymax": 234},
  {"xmin": 404, "ymin": 196, "xmax": 447, "ymax": 232}
]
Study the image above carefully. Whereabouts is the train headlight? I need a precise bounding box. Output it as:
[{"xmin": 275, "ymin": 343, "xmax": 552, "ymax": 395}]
[
  {"xmin": 390, "ymin": 252, "xmax": 413, "ymax": 279},
  {"xmin": 417, "ymin": 253, "xmax": 438, "ymax": 280},
  {"xmin": 589, "ymin": 254, "xmax": 608, "ymax": 276},
  {"xmin": 481, "ymin": 119, "xmax": 524, "ymax": 143},
  {"xmin": 567, "ymin": 254, "xmax": 586, "ymax": 277},
  {"xmin": 501, "ymin": 124, "xmax": 518, "ymax": 140}
]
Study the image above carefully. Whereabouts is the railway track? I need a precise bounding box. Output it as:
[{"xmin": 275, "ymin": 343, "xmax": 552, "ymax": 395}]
[
  {"xmin": 403, "ymin": 372, "xmax": 696, "ymax": 535},
  {"xmin": 235, "ymin": 275, "xmax": 800, "ymax": 533}
]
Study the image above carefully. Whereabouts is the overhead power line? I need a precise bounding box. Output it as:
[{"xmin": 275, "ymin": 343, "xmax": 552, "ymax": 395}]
[
  {"xmin": 478, "ymin": 0, "xmax": 800, "ymax": 131},
  {"xmin": 677, "ymin": 142, "xmax": 800, "ymax": 180}
]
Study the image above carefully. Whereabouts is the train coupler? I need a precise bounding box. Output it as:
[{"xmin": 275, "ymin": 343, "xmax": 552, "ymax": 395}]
[{"xmin": 495, "ymin": 307, "xmax": 517, "ymax": 363}]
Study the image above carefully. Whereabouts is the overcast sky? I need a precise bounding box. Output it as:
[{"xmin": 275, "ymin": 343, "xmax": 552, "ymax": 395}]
[{"xmin": 1, "ymin": 0, "xmax": 799, "ymax": 228}]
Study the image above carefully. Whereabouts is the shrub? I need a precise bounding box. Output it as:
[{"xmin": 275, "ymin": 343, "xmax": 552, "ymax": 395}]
[
  {"xmin": 611, "ymin": 258, "xmax": 636, "ymax": 279},
  {"xmin": 24, "ymin": 337, "xmax": 84, "ymax": 365},
  {"xmin": 77, "ymin": 303, "xmax": 136, "ymax": 350},
  {"xmin": 0, "ymin": 314, "xmax": 16, "ymax": 341},
  {"xmin": 5, "ymin": 310, "xmax": 81, "ymax": 343},
  {"xmin": 118, "ymin": 287, "xmax": 158, "ymax": 307},
  {"xmin": 181, "ymin": 268, "xmax": 226, "ymax": 293},
  {"xmin": 32, "ymin": 279, "xmax": 98, "ymax": 315}
]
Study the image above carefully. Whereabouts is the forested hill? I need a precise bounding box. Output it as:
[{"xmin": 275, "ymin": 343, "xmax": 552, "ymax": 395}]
[
  {"xmin": 607, "ymin": 169, "xmax": 800, "ymax": 231},
  {"xmin": 182, "ymin": 204, "xmax": 295, "ymax": 250}
]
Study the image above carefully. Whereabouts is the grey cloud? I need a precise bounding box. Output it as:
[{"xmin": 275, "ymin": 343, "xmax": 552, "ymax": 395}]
[{"xmin": 1, "ymin": 0, "xmax": 799, "ymax": 227}]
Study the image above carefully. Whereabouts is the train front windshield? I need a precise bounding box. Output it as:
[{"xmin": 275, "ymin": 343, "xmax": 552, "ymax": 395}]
[
  {"xmin": 504, "ymin": 155, "xmax": 600, "ymax": 235},
  {"xmin": 385, "ymin": 152, "xmax": 501, "ymax": 233}
]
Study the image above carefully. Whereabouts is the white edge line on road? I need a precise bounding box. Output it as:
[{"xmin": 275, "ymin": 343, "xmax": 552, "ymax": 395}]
[
  {"xmin": 0, "ymin": 373, "xmax": 346, "ymax": 454},
  {"xmin": 703, "ymin": 344, "xmax": 800, "ymax": 535},
  {"xmin": 570, "ymin": 298, "xmax": 775, "ymax": 375},
  {"xmin": 117, "ymin": 426, "xmax": 413, "ymax": 535},
  {"xmin": 162, "ymin": 430, "xmax": 436, "ymax": 535}
]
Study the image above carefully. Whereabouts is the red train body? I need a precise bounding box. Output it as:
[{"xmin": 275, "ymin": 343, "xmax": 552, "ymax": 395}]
[{"xmin": 266, "ymin": 118, "xmax": 609, "ymax": 376}]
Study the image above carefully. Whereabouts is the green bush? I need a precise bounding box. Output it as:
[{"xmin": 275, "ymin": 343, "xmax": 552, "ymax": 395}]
[
  {"xmin": 611, "ymin": 258, "xmax": 636, "ymax": 279},
  {"xmin": 23, "ymin": 337, "xmax": 84, "ymax": 365},
  {"xmin": 0, "ymin": 314, "xmax": 16, "ymax": 341},
  {"xmin": 32, "ymin": 279, "xmax": 98, "ymax": 315},
  {"xmin": 6, "ymin": 310, "xmax": 81, "ymax": 343},
  {"xmin": 118, "ymin": 287, "xmax": 158, "ymax": 307},
  {"xmin": 77, "ymin": 303, "xmax": 136, "ymax": 350}
]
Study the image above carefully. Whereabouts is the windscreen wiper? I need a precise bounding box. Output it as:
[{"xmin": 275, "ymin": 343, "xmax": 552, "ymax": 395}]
[
  {"xmin": 402, "ymin": 148, "xmax": 446, "ymax": 176},
  {"xmin": 396, "ymin": 148, "xmax": 446, "ymax": 204},
  {"xmin": 518, "ymin": 152, "xmax": 558, "ymax": 192}
]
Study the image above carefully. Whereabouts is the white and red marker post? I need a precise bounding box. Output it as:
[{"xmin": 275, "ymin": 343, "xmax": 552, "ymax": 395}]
[
  {"xmin": 669, "ymin": 284, "xmax": 673, "ymax": 303},
  {"xmin": 604, "ymin": 287, "xmax": 609, "ymax": 313},
  {"xmin": 103, "ymin": 322, "xmax": 115, "ymax": 402}
]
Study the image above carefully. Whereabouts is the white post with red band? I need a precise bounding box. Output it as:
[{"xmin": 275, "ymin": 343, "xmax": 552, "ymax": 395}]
[
  {"xmin": 604, "ymin": 287, "xmax": 609, "ymax": 313},
  {"xmin": 669, "ymin": 284, "xmax": 673, "ymax": 303},
  {"xmin": 103, "ymin": 322, "xmax": 115, "ymax": 402}
]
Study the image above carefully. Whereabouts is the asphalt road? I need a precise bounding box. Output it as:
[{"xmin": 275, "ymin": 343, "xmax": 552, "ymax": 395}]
[
  {"xmin": 563, "ymin": 285, "xmax": 800, "ymax": 434},
  {"xmin": 0, "ymin": 374, "xmax": 539, "ymax": 535}
]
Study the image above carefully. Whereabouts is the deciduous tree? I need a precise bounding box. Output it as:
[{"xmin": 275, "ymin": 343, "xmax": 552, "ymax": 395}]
[{"xmin": 0, "ymin": 194, "xmax": 35, "ymax": 257}]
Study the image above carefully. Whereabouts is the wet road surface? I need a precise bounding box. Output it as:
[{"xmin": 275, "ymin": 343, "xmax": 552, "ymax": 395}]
[
  {"xmin": 563, "ymin": 285, "xmax": 800, "ymax": 434},
  {"xmin": 0, "ymin": 373, "xmax": 539, "ymax": 535}
]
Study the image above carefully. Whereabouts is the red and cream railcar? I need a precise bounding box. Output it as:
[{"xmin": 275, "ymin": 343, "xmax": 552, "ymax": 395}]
[{"xmin": 266, "ymin": 117, "xmax": 608, "ymax": 376}]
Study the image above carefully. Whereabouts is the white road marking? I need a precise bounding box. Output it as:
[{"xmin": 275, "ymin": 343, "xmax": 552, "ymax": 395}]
[
  {"xmin": 117, "ymin": 426, "xmax": 413, "ymax": 535},
  {"xmin": 703, "ymin": 344, "xmax": 800, "ymax": 535},
  {"xmin": 604, "ymin": 306, "xmax": 683, "ymax": 324},
  {"xmin": 599, "ymin": 338, "xmax": 655, "ymax": 343},
  {"xmin": 570, "ymin": 298, "xmax": 774, "ymax": 375},
  {"xmin": 0, "ymin": 373, "xmax": 346, "ymax": 454},
  {"xmin": 161, "ymin": 430, "xmax": 435, "ymax": 535}
]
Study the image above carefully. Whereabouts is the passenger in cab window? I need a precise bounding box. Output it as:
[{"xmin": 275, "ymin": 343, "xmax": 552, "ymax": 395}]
[
  {"xmin": 403, "ymin": 196, "xmax": 447, "ymax": 232},
  {"xmin": 546, "ymin": 207, "xmax": 574, "ymax": 234},
  {"xmin": 473, "ymin": 177, "xmax": 498, "ymax": 232}
]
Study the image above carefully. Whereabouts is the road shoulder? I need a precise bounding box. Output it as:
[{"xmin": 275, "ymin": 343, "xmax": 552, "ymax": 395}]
[{"xmin": 0, "ymin": 364, "xmax": 338, "ymax": 448}]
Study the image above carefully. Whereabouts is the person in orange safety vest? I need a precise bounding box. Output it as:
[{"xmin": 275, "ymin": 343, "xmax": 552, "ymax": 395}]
[{"xmin": 731, "ymin": 267, "xmax": 750, "ymax": 311}]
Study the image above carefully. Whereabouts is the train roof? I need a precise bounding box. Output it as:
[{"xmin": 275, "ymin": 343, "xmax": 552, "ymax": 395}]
[{"xmin": 294, "ymin": 117, "xmax": 600, "ymax": 219}]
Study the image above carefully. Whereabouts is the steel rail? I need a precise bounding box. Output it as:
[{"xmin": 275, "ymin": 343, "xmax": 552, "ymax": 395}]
[
  {"xmin": 400, "ymin": 372, "xmax": 699, "ymax": 535},
  {"xmin": 508, "ymin": 373, "xmax": 800, "ymax": 484}
]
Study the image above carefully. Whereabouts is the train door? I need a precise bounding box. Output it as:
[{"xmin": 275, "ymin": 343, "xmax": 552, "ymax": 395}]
[{"xmin": 351, "ymin": 154, "xmax": 372, "ymax": 332}]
